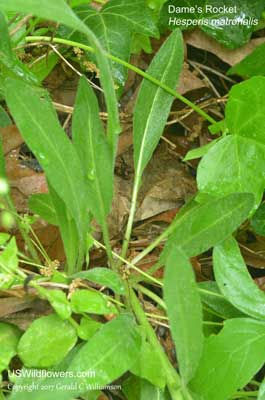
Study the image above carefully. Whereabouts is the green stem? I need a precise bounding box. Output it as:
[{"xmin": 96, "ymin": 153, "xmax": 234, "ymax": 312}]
[
  {"xmin": 94, "ymin": 239, "xmax": 163, "ymax": 286},
  {"xmin": 230, "ymin": 391, "xmax": 259, "ymax": 399},
  {"xmin": 135, "ymin": 283, "xmax": 166, "ymax": 311},
  {"xmin": 101, "ymin": 222, "xmax": 115, "ymax": 271},
  {"xmin": 129, "ymin": 287, "xmax": 185, "ymax": 400},
  {"xmin": 118, "ymin": 176, "xmax": 140, "ymax": 264},
  {"xmin": 25, "ymin": 36, "xmax": 216, "ymax": 125}
]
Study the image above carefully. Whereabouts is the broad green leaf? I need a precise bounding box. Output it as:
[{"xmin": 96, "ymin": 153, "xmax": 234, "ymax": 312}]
[
  {"xmin": 228, "ymin": 43, "xmax": 265, "ymax": 78},
  {"xmin": 4, "ymin": 80, "xmax": 88, "ymax": 270},
  {"xmin": 251, "ymin": 202, "xmax": 265, "ymax": 236},
  {"xmin": 48, "ymin": 184, "xmax": 81, "ymax": 272},
  {"xmin": 67, "ymin": 313, "xmax": 141, "ymax": 390},
  {"xmin": 0, "ymin": 237, "xmax": 18, "ymax": 273},
  {"xmin": 133, "ymin": 29, "xmax": 183, "ymax": 177},
  {"xmin": 162, "ymin": 193, "xmax": 254, "ymax": 259},
  {"xmin": 199, "ymin": 281, "xmax": 246, "ymax": 319},
  {"xmin": 0, "ymin": 0, "xmax": 120, "ymax": 149},
  {"xmin": 213, "ymin": 236, "xmax": 265, "ymax": 320},
  {"xmin": 183, "ymin": 139, "xmax": 218, "ymax": 161},
  {"xmin": 18, "ymin": 314, "xmax": 77, "ymax": 368},
  {"xmin": 198, "ymin": 77, "xmax": 265, "ymax": 207},
  {"xmin": 29, "ymin": 193, "xmax": 58, "ymax": 226},
  {"xmin": 190, "ymin": 318, "xmax": 265, "ymax": 400},
  {"xmin": 0, "ymin": 322, "xmax": 22, "ymax": 372},
  {"xmin": 123, "ymin": 376, "xmax": 170, "ymax": 400},
  {"xmin": 0, "ymin": 233, "xmax": 10, "ymax": 246},
  {"xmin": 72, "ymin": 267, "xmax": 125, "ymax": 295},
  {"xmin": 164, "ymin": 247, "xmax": 203, "ymax": 383},
  {"xmin": 161, "ymin": 0, "xmax": 264, "ymax": 48},
  {"xmin": 70, "ymin": 0, "xmax": 92, "ymax": 7},
  {"xmin": 38, "ymin": 287, "xmax": 72, "ymax": 320},
  {"xmin": 11, "ymin": 315, "xmax": 140, "ymax": 400},
  {"xmin": 197, "ymin": 135, "xmax": 265, "ymax": 207},
  {"xmin": 70, "ymin": 0, "xmax": 159, "ymax": 87},
  {"xmin": 130, "ymin": 340, "xmax": 166, "ymax": 388},
  {"xmin": 226, "ymin": 77, "xmax": 265, "ymax": 144},
  {"xmin": 70, "ymin": 289, "xmax": 117, "ymax": 315},
  {"xmin": 77, "ymin": 316, "xmax": 102, "ymax": 340},
  {"xmin": 0, "ymin": 105, "xmax": 11, "ymax": 128},
  {"xmin": 72, "ymin": 77, "xmax": 113, "ymax": 225}
]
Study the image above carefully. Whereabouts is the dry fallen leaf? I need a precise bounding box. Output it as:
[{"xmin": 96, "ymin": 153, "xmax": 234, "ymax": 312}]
[{"xmin": 177, "ymin": 62, "xmax": 205, "ymax": 94}]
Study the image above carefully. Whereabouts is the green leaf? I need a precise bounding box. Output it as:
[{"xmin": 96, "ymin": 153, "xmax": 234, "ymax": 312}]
[
  {"xmin": 190, "ymin": 318, "xmax": 265, "ymax": 400},
  {"xmin": 18, "ymin": 314, "xmax": 77, "ymax": 368},
  {"xmin": 67, "ymin": 313, "xmax": 141, "ymax": 390},
  {"xmin": 72, "ymin": 77, "xmax": 113, "ymax": 225},
  {"xmin": 38, "ymin": 288, "xmax": 72, "ymax": 320},
  {"xmin": 11, "ymin": 315, "xmax": 140, "ymax": 400},
  {"xmin": 71, "ymin": 0, "xmax": 159, "ymax": 87},
  {"xmin": 130, "ymin": 340, "xmax": 166, "ymax": 388},
  {"xmin": 0, "ymin": 105, "xmax": 11, "ymax": 128},
  {"xmin": 251, "ymin": 202, "xmax": 265, "ymax": 236},
  {"xmin": 134, "ymin": 29, "xmax": 183, "ymax": 177},
  {"xmin": 0, "ymin": 233, "xmax": 10, "ymax": 246},
  {"xmin": 77, "ymin": 316, "xmax": 102, "ymax": 340},
  {"xmin": 0, "ymin": 237, "xmax": 18, "ymax": 273},
  {"xmin": 4, "ymin": 80, "xmax": 89, "ymax": 270},
  {"xmin": 162, "ymin": 193, "xmax": 254, "ymax": 259},
  {"xmin": 72, "ymin": 267, "xmax": 125, "ymax": 295},
  {"xmin": 70, "ymin": 0, "xmax": 92, "ymax": 7},
  {"xmin": 0, "ymin": 11, "xmax": 38, "ymax": 87},
  {"xmin": 123, "ymin": 376, "xmax": 170, "ymax": 400},
  {"xmin": 183, "ymin": 139, "xmax": 218, "ymax": 161},
  {"xmin": 29, "ymin": 53, "xmax": 59, "ymax": 82},
  {"xmin": 197, "ymin": 135, "xmax": 265, "ymax": 207},
  {"xmin": 226, "ymin": 77, "xmax": 265, "ymax": 144},
  {"xmin": 164, "ymin": 247, "xmax": 203, "ymax": 383},
  {"xmin": 198, "ymin": 78, "xmax": 265, "ymax": 207},
  {"xmin": 0, "ymin": 273, "xmax": 16, "ymax": 290},
  {"xmin": 213, "ymin": 236, "xmax": 265, "ymax": 320},
  {"xmin": 161, "ymin": 0, "xmax": 264, "ymax": 48},
  {"xmin": 199, "ymin": 281, "xmax": 246, "ymax": 319},
  {"xmin": 70, "ymin": 289, "xmax": 117, "ymax": 315},
  {"xmin": 228, "ymin": 43, "xmax": 265, "ymax": 78},
  {"xmin": 0, "ymin": 322, "xmax": 22, "ymax": 372},
  {"xmin": 29, "ymin": 193, "xmax": 58, "ymax": 226},
  {"xmin": 48, "ymin": 183, "xmax": 81, "ymax": 272},
  {"xmin": 0, "ymin": 0, "xmax": 120, "ymax": 150}
]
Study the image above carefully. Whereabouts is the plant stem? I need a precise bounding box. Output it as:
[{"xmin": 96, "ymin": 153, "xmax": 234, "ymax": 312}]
[
  {"xmin": 94, "ymin": 239, "xmax": 163, "ymax": 286},
  {"xmin": 118, "ymin": 176, "xmax": 140, "ymax": 264},
  {"xmin": 101, "ymin": 222, "xmax": 115, "ymax": 270},
  {"xmin": 129, "ymin": 288, "xmax": 183, "ymax": 400},
  {"xmin": 135, "ymin": 283, "xmax": 166, "ymax": 310},
  {"xmin": 129, "ymin": 287, "xmax": 185, "ymax": 400},
  {"xmin": 25, "ymin": 36, "xmax": 216, "ymax": 125}
]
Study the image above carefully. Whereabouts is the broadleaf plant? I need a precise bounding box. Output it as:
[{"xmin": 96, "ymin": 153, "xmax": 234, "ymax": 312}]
[{"xmin": 1, "ymin": 2, "xmax": 265, "ymax": 400}]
